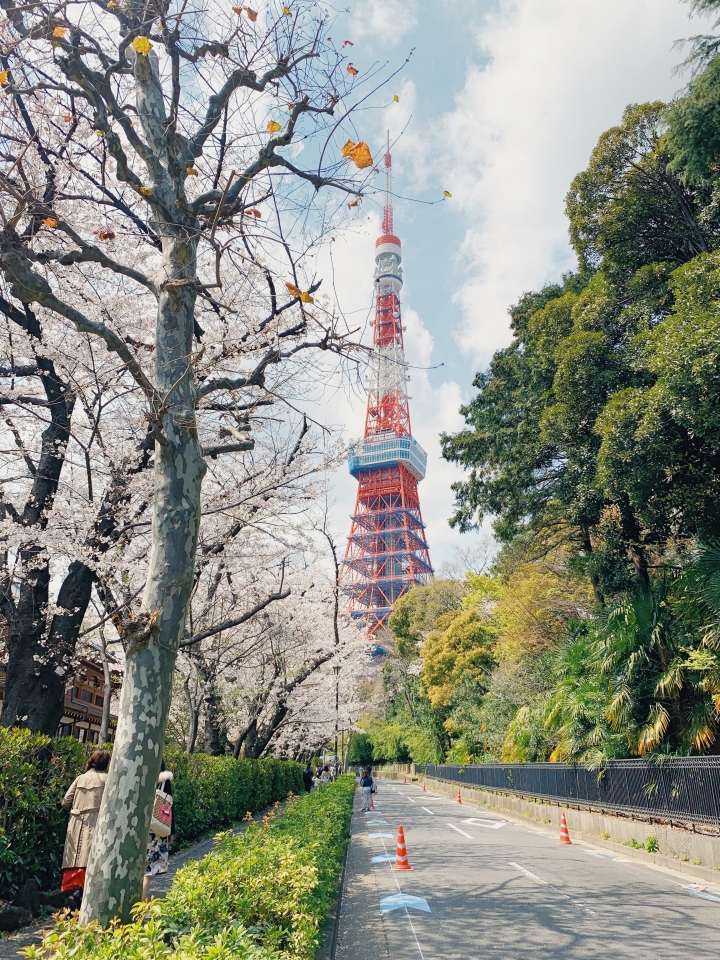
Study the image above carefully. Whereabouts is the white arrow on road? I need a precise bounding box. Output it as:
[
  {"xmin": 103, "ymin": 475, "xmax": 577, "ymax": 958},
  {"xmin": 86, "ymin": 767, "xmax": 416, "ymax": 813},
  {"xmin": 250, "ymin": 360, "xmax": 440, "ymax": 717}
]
[
  {"xmin": 380, "ymin": 894, "xmax": 431, "ymax": 914},
  {"xmin": 461, "ymin": 818, "xmax": 506, "ymax": 829}
]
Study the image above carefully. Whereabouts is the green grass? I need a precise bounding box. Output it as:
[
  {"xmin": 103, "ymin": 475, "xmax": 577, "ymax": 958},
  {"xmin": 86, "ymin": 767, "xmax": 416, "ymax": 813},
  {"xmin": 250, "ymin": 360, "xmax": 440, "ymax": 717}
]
[
  {"xmin": 623, "ymin": 838, "xmax": 643, "ymax": 849},
  {"xmin": 645, "ymin": 836, "xmax": 659, "ymax": 853},
  {"xmin": 22, "ymin": 776, "xmax": 355, "ymax": 960}
]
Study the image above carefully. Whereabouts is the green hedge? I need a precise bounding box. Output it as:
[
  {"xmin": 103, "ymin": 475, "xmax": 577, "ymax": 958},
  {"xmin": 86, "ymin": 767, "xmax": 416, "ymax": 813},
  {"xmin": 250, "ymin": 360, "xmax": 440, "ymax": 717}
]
[
  {"xmin": 0, "ymin": 728, "xmax": 303, "ymax": 899},
  {"xmin": 24, "ymin": 776, "xmax": 356, "ymax": 960}
]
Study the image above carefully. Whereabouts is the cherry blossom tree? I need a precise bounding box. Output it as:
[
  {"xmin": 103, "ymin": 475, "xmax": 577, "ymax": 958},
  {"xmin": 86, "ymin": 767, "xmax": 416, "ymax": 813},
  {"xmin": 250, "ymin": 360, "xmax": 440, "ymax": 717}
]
[{"xmin": 1, "ymin": 0, "xmax": 380, "ymax": 923}]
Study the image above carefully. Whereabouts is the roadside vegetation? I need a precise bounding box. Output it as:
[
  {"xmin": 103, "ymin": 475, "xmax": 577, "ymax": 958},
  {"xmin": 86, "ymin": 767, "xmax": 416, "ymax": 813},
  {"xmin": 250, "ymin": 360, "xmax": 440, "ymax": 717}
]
[
  {"xmin": 22, "ymin": 775, "xmax": 355, "ymax": 960},
  {"xmin": 0, "ymin": 727, "xmax": 302, "ymax": 900},
  {"xmin": 356, "ymin": 7, "xmax": 720, "ymax": 768}
]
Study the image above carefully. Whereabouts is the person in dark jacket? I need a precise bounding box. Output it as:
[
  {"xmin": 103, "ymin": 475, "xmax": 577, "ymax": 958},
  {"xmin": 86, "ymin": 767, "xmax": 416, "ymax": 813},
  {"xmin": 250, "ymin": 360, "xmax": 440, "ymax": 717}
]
[
  {"xmin": 360, "ymin": 768, "xmax": 374, "ymax": 811},
  {"xmin": 303, "ymin": 763, "xmax": 314, "ymax": 793}
]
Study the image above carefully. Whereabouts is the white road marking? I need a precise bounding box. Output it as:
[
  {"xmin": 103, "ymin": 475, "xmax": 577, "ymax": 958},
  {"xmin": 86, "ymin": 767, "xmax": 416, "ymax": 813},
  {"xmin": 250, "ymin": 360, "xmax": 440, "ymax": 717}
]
[
  {"xmin": 508, "ymin": 861, "xmax": 597, "ymax": 917},
  {"xmin": 509, "ymin": 861, "xmax": 546, "ymax": 884},
  {"xmin": 405, "ymin": 797, "xmax": 416, "ymax": 802},
  {"xmin": 421, "ymin": 807, "xmax": 435, "ymax": 815},
  {"xmin": 461, "ymin": 817, "xmax": 506, "ymax": 830},
  {"xmin": 447, "ymin": 823, "xmax": 474, "ymax": 839}
]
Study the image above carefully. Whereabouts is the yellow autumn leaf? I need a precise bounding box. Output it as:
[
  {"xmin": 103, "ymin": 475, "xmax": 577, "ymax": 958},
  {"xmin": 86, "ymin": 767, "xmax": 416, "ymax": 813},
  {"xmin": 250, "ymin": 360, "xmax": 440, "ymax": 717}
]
[
  {"xmin": 345, "ymin": 141, "xmax": 373, "ymax": 170},
  {"xmin": 267, "ymin": 120, "xmax": 282, "ymax": 133},
  {"xmin": 245, "ymin": 6, "xmax": 258, "ymax": 20},
  {"xmin": 341, "ymin": 139, "xmax": 356, "ymax": 158},
  {"xmin": 0, "ymin": 71, "xmax": 8, "ymax": 86},
  {"xmin": 348, "ymin": 197, "xmax": 360, "ymax": 209},
  {"xmin": 300, "ymin": 291, "xmax": 314, "ymax": 303},
  {"xmin": 139, "ymin": 186, "xmax": 152, "ymax": 195},
  {"xmin": 393, "ymin": 95, "xmax": 399, "ymax": 103},
  {"xmin": 107, "ymin": 1, "xmax": 119, "ymax": 7},
  {"xmin": 346, "ymin": 63, "xmax": 358, "ymax": 76},
  {"xmin": 43, "ymin": 217, "xmax": 58, "ymax": 227},
  {"xmin": 443, "ymin": 190, "xmax": 452, "ymax": 198},
  {"xmin": 285, "ymin": 283, "xmax": 302, "ymax": 297},
  {"xmin": 283, "ymin": 5, "xmax": 291, "ymax": 14},
  {"xmin": 232, "ymin": 5, "xmax": 243, "ymax": 12},
  {"xmin": 53, "ymin": 26, "xmax": 67, "ymax": 37},
  {"xmin": 63, "ymin": 115, "xmax": 73, "ymax": 122},
  {"xmin": 186, "ymin": 167, "xmax": 198, "ymax": 176},
  {"xmin": 131, "ymin": 36, "xmax": 152, "ymax": 56},
  {"xmin": 245, "ymin": 209, "xmax": 261, "ymax": 218}
]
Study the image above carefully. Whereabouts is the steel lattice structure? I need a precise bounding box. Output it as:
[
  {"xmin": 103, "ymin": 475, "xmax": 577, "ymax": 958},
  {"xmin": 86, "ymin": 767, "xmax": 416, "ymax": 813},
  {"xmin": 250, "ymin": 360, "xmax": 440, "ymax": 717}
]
[{"xmin": 342, "ymin": 136, "xmax": 433, "ymax": 635}]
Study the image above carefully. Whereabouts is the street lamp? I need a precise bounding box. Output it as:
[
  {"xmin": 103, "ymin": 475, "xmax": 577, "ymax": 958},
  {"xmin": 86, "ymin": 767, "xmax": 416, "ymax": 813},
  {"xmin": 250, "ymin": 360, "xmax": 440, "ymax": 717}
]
[{"xmin": 333, "ymin": 665, "xmax": 340, "ymax": 765}]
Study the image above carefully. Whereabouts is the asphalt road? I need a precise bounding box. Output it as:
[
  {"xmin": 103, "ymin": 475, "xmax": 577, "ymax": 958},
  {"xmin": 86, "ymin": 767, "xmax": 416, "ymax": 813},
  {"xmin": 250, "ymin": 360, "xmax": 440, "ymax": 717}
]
[{"xmin": 334, "ymin": 778, "xmax": 720, "ymax": 960}]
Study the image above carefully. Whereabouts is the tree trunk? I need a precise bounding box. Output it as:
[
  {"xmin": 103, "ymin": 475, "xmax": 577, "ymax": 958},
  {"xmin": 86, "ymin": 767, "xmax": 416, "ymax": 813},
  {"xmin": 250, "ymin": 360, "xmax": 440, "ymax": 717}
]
[
  {"xmin": 203, "ymin": 684, "xmax": 224, "ymax": 755},
  {"xmin": 80, "ymin": 220, "xmax": 204, "ymax": 924},
  {"xmin": 184, "ymin": 673, "xmax": 200, "ymax": 754},
  {"xmin": 98, "ymin": 626, "xmax": 113, "ymax": 746}
]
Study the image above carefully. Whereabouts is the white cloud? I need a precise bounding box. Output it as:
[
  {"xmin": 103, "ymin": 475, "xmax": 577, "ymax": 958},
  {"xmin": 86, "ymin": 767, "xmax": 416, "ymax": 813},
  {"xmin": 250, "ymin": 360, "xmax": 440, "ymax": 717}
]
[
  {"xmin": 348, "ymin": 0, "xmax": 418, "ymax": 48},
  {"xmin": 438, "ymin": 0, "xmax": 696, "ymax": 365}
]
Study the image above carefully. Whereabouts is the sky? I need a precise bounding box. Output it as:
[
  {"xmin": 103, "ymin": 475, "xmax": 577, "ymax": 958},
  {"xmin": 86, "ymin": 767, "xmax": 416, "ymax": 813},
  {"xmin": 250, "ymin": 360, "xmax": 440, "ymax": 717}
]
[{"xmin": 315, "ymin": 0, "xmax": 708, "ymax": 570}]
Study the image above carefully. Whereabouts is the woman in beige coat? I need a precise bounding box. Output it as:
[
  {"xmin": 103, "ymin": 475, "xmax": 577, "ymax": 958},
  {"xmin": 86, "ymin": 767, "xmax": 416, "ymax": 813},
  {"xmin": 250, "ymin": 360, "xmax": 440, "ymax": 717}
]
[{"xmin": 60, "ymin": 749, "xmax": 110, "ymax": 893}]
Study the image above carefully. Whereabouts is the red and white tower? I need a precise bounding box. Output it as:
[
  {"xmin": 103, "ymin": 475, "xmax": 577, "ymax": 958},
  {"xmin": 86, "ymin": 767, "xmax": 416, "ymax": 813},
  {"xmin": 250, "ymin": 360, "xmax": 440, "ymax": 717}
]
[{"xmin": 342, "ymin": 135, "xmax": 433, "ymax": 635}]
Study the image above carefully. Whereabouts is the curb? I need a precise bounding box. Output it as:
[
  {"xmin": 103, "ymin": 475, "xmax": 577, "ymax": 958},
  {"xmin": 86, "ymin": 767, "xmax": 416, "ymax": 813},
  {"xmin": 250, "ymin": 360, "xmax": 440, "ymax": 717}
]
[{"xmin": 315, "ymin": 792, "xmax": 354, "ymax": 960}]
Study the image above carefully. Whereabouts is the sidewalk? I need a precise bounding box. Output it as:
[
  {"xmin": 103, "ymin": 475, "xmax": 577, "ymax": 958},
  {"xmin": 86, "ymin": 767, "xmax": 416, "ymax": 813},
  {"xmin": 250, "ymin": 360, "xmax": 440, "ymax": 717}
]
[{"xmin": 334, "ymin": 790, "xmax": 391, "ymax": 960}]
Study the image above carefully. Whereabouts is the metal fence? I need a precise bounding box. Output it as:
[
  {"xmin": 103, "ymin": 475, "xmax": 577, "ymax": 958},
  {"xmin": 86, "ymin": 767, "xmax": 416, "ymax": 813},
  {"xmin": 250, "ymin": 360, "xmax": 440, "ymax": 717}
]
[{"xmin": 416, "ymin": 759, "xmax": 720, "ymax": 829}]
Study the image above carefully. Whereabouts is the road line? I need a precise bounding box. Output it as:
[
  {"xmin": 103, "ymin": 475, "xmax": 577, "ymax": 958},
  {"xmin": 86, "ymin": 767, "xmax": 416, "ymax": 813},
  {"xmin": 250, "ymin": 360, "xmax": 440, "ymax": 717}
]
[
  {"xmin": 421, "ymin": 807, "xmax": 435, "ymax": 815},
  {"xmin": 509, "ymin": 861, "xmax": 597, "ymax": 917},
  {"xmin": 374, "ymin": 823, "xmax": 426, "ymax": 959},
  {"xmin": 447, "ymin": 823, "xmax": 474, "ymax": 839},
  {"xmin": 405, "ymin": 797, "xmax": 416, "ymax": 802},
  {"xmin": 509, "ymin": 861, "xmax": 547, "ymax": 884}
]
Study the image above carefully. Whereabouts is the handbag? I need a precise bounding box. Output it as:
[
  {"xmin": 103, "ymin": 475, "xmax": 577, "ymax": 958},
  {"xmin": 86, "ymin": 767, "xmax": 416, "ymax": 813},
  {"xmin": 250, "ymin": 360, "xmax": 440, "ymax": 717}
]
[{"xmin": 150, "ymin": 787, "xmax": 173, "ymax": 838}]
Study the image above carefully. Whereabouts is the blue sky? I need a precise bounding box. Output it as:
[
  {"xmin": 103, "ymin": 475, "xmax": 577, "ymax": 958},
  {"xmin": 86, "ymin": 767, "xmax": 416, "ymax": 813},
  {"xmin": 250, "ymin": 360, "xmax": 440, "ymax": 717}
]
[{"xmin": 318, "ymin": 0, "xmax": 708, "ymax": 570}]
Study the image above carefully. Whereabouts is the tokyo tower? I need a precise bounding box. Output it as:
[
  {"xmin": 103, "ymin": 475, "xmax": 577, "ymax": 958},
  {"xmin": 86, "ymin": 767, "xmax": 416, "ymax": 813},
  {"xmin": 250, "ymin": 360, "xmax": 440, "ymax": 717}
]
[{"xmin": 342, "ymin": 135, "xmax": 433, "ymax": 635}]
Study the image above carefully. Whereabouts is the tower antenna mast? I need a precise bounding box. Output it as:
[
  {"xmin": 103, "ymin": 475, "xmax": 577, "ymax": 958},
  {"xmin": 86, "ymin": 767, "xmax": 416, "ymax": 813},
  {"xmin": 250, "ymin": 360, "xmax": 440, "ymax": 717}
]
[{"xmin": 342, "ymin": 132, "xmax": 433, "ymax": 636}]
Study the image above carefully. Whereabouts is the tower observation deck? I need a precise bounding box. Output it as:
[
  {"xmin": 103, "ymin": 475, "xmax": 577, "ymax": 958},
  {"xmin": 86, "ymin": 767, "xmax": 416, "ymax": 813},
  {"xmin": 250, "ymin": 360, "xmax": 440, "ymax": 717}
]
[{"xmin": 342, "ymin": 135, "xmax": 433, "ymax": 635}]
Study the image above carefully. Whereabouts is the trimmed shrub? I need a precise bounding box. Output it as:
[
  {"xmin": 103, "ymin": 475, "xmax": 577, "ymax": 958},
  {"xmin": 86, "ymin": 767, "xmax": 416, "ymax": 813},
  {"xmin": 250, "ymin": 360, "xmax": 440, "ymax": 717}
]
[
  {"xmin": 165, "ymin": 751, "xmax": 304, "ymax": 846},
  {"xmin": 24, "ymin": 776, "xmax": 356, "ymax": 960},
  {"xmin": 0, "ymin": 728, "xmax": 88, "ymax": 898},
  {"xmin": 0, "ymin": 727, "xmax": 302, "ymax": 899}
]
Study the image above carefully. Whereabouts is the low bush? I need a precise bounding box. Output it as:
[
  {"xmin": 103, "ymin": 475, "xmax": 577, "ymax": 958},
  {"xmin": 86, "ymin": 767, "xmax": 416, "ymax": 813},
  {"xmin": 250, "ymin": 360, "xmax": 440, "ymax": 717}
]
[
  {"xmin": 165, "ymin": 751, "xmax": 303, "ymax": 846},
  {"xmin": 645, "ymin": 835, "xmax": 659, "ymax": 853},
  {"xmin": 24, "ymin": 776, "xmax": 356, "ymax": 960},
  {"xmin": 0, "ymin": 727, "xmax": 302, "ymax": 899}
]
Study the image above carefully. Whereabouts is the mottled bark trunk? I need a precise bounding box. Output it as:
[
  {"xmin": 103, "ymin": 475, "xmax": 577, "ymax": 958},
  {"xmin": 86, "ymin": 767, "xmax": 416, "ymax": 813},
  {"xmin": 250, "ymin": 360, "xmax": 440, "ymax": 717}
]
[{"xmin": 80, "ymin": 224, "xmax": 204, "ymax": 923}]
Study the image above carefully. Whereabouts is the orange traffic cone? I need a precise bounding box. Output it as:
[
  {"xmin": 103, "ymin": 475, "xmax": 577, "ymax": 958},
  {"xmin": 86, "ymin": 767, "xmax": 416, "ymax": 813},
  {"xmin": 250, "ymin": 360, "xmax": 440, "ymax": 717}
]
[
  {"xmin": 456, "ymin": 790, "xmax": 462, "ymax": 804},
  {"xmin": 392, "ymin": 825, "xmax": 413, "ymax": 871},
  {"xmin": 404, "ymin": 776, "xmax": 407, "ymax": 784},
  {"xmin": 370, "ymin": 791, "xmax": 375, "ymax": 811},
  {"xmin": 422, "ymin": 782, "xmax": 426, "ymax": 792},
  {"xmin": 559, "ymin": 812, "xmax": 572, "ymax": 845}
]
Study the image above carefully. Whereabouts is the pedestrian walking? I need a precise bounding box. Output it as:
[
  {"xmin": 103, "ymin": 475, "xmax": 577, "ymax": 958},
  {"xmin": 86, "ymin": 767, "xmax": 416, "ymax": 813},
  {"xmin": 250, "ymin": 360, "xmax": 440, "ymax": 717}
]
[
  {"xmin": 60, "ymin": 749, "xmax": 110, "ymax": 895},
  {"xmin": 360, "ymin": 768, "xmax": 374, "ymax": 812},
  {"xmin": 302, "ymin": 763, "xmax": 314, "ymax": 793},
  {"xmin": 142, "ymin": 765, "xmax": 174, "ymax": 900}
]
